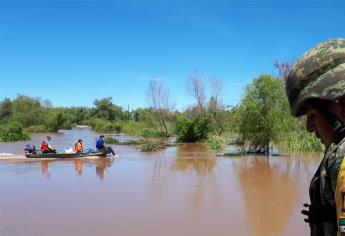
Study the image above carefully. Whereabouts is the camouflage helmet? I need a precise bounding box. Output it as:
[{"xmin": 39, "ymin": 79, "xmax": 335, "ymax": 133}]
[{"xmin": 286, "ymin": 38, "xmax": 345, "ymax": 117}]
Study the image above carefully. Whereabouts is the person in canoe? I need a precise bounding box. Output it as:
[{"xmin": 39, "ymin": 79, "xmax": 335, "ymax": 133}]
[
  {"xmin": 41, "ymin": 136, "xmax": 56, "ymax": 153},
  {"xmin": 96, "ymin": 135, "xmax": 115, "ymax": 155},
  {"xmin": 74, "ymin": 139, "xmax": 84, "ymax": 153}
]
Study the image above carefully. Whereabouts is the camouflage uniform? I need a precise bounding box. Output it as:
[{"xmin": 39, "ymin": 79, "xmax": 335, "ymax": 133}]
[{"xmin": 286, "ymin": 38, "xmax": 345, "ymax": 236}]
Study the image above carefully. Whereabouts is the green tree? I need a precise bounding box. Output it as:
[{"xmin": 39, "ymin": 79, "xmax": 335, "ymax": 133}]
[
  {"xmin": 11, "ymin": 95, "xmax": 45, "ymax": 127},
  {"xmin": 93, "ymin": 97, "xmax": 124, "ymax": 120},
  {"xmin": 0, "ymin": 98, "xmax": 12, "ymax": 122},
  {"xmin": 237, "ymin": 74, "xmax": 293, "ymax": 153},
  {"xmin": 46, "ymin": 112, "xmax": 67, "ymax": 132},
  {"xmin": 73, "ymin": 107, "xmax": 89, "ymax": 124},
  {"xmin": 208, "ymin": 96, "xmax": 226, "ymax": 136}
]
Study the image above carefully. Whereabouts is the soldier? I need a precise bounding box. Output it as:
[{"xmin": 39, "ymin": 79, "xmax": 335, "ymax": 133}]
[{"xmin": 285, "ymin": 38, "xmax": 345, "ymax": 235}]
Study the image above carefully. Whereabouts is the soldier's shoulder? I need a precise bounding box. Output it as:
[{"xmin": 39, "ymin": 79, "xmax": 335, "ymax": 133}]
[
  {"xmin": 326, "ymin": 141, "xmax": 345, "ymax": 159},
  {"xmin": 327, "ymin": 140, "xmax": 345, "ymax": 171},
  {"xmin": 335, "ymin": 140, "xmax": 345, "ymax": 158}
]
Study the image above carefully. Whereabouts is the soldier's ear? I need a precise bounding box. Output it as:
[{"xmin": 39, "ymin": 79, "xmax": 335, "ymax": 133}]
[
  {"xmin": 338, "ymin": 97, "xmax": 345, "ymax": 117},
  {"xmin": 341, "ymin": 103, "xmax": 345, "ymax": 118},
  {"xmin": 330, "ymin": 100, "xmax": 345, "ymax": 120}
]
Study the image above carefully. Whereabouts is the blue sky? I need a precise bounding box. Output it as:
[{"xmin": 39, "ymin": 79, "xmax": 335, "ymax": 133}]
[{"xmin": 0, "ymin": 0, "xmax": 344, "ymax": 111}]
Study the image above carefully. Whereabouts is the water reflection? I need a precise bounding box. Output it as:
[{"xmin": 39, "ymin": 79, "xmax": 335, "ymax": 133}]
[
  {"xmin": 234, "ymin": 156, "xmax": 300, "ymax": 236},
  {"xmin": 150, "ymin": 144, "xmax": 223, "ymax": 216},
  {"xmin": 38, "ymin": 158, "xmax": 114, "ymax": 180},
  {"xmin": 172, "ymin": 143, "xmax": 216, "ymax": 174},
  {"xmin": 74, "ymin": 159, "xmax": 83, "ymax": 175},
  {"xmin": 175, "ymin": 144, "xmax": 218, "ymax": 211},
  {"xmin": 40, "ymin": 160, "xmax": 51, "ymax": 178},
  {"xmin": 94, "ymin": 158, "xmax": 114, "ymax": 180}
]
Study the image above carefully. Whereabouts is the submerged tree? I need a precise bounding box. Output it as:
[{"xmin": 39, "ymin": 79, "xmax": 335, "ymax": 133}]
[
  {"xmin": 187, "ymin": 69, "xmax": 206, "ymax": 115},
  {"xmin": 208, "ymin": 78, "xmax": 225, "ymax": 136},
  {"xmin": 174, "ymin": 115, "xmax": 211, "ymax": 142},
  {"xmin": 147, "ymin": 78, "xmax": 172, "ymax": 134},
  {"xmin": 237, "ymin": 74, "xmax": 293, "ymax": 153}
]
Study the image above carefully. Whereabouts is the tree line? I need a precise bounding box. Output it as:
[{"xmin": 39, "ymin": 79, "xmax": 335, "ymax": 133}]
[{"xmin": 0, "ymin": 66, "xmax": 322, "ymax": 153}]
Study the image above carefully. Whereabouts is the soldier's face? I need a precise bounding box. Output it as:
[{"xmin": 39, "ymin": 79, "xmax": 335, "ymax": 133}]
[{"xmin": 305, "ymin": 106, "xmax": 337, "ymax": 148}]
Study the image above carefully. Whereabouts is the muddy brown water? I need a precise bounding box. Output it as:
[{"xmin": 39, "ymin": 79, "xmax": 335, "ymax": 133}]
[{"xmin": 0, "ymin": 128, "xmax": 322, "ymax": 236}]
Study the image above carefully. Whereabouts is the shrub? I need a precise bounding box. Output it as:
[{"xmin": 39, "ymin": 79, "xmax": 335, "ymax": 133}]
[
  {"xmin": 86, "ymin": 119, "xmax": 119, "ymax": 133},
  {"xmin": 104, "ymin": 136, "xmax": 120, "ymax": 144},
  {"xmin": 121, "ymin": 121, "xmax": 145, "ymax": 136},
  {"xmin": 278, "ymin": 129, "xmax": 323, "ymax": 153},
  {"xmin": 207, "ymin": 135, "xmax": 225, "ymax": 151},
  {"xmin": 141, "ymin": 128, "xmax": 167, "ymax": 138},
  {"xmin": 94, "ymin": 119, "xmax": 110, "ymax": 132},
  {"xmin": 25, "ymin": 125, "xmax": 47, "ymax": 132},
  {"xmin": 140, "ymin": 139, "xmax": 167, "ymax": 152},
  {"xmin": 112, "ymin": 122, "xmax": 122, "ymax": 133},
  {"xmin": 0, "ymin": 121, "xmax": 30, "ymax": 142},
  {"xmin": 174, "ymin": 115, "xmax": 211, "ymax": 142},
  {"xmin": 62, "ymin": 120, "xmax": 73, "ymax": 130}
]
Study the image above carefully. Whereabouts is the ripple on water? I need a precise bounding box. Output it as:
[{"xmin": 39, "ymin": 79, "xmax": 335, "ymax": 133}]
[{"xmin": 0, "ymin": 153, "xmax": 26, "ymax": 159}]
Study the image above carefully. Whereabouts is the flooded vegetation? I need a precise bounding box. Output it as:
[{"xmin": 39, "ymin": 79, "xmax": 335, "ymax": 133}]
[
  {"xmin": 2, "ymin": 2, "xmax": 344, "ymax": 236},
  {"xmin": 0, "ymin": 74, "xmax": 322, "ymax": 154},
  {"xmin": 0, "ymin": 53, "xmax": 324, "ymax": 236},
  {"xmin": 0, "ymin": 128, "xmax": 322, "ymax": 235}
]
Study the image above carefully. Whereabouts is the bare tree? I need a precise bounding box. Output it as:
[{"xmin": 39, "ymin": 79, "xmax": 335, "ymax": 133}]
[
  {"xmin": 187, "ymin": 69, "xmax": 206, "ymax": 114},
  {"xmin": 209, "ymin": 78, "xmax": 222, "ymax": 110},
  {"xmin": 208, "ymin": 78, "xmax": 225, "ymax": 136},
  {"xmin": 274, "ymin": 60, "xmax": 294, "ymax": 80},
  {"xmin": 147, "ymin": 78, "xmax": 170, "ymax": 134}
]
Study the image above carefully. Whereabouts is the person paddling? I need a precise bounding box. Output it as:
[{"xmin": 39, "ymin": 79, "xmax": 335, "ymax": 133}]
[{"xmin": 96, "ymin": 135, "xmax": 115, "ymax": 155}]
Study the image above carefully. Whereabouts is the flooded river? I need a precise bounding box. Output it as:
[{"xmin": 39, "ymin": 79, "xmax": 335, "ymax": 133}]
[{"xmin": 0, "ymin": 128, "xmax": 322, "ymax": 236}]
